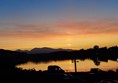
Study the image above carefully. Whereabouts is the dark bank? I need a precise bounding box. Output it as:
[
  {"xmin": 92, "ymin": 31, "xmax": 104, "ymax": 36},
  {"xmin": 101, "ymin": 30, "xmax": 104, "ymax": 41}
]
[{"xmin": 0, "ymin": 46, "xmax": 118, "ymax": 83}]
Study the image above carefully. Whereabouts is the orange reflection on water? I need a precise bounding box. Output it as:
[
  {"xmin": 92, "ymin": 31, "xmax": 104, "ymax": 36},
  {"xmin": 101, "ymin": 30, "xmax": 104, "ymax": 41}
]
[{"xmin": 16, "ymin": 59, "xmax": 118, "ymax": 72}]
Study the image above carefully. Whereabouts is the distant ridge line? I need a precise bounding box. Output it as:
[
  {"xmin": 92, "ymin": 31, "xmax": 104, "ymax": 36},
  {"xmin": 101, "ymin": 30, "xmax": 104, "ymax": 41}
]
[{"xmin": 15, "ymin": 47, "xmax": 74, "ymax": 54}]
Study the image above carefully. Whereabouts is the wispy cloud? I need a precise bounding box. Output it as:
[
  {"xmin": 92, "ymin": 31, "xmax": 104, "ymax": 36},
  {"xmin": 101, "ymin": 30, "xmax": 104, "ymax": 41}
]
[
  {"xmin": 54, "ymin": 19, "xmax": 118, "ymax": 35},
  {"xmin": 0, "ymin": 19, "xmax": 118, "ymax": 39}
]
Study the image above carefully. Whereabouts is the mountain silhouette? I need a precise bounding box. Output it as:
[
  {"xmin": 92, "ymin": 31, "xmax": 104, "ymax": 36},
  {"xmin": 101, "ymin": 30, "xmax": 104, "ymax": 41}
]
[{"xmin": 16, "ymin": 47, "xmax": 73, "ymax": 54}]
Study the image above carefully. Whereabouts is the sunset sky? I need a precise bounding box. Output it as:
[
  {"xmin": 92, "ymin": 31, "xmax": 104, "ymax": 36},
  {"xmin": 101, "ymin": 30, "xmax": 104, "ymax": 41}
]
[{"xmin": 0, "ymin": 0, "xmax": 118, "ymax": 50}]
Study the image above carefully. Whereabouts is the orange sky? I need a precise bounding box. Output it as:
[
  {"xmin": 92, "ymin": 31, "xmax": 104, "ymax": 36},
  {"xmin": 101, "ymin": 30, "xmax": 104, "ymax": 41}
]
[
  {"xmin": 0, "ymin": 0, "xmax": 118, "ymax": 50},
  {"xmin": 0, "ymin": 19, "xmax": 118, "ymax": 50}
]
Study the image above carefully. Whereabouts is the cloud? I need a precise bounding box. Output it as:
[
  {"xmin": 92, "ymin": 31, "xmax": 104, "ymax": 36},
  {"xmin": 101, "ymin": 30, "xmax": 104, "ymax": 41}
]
[
  {"xmin": 0, "ymin": 19, "xmax": 118, "ymax": 39},
  {"xmin": 0, "ymin": 23, "xmax": 69, "ymax": 39},
  {"xmin": 56, "ymin": 19, "xmax": 118, "ymax": 34}
]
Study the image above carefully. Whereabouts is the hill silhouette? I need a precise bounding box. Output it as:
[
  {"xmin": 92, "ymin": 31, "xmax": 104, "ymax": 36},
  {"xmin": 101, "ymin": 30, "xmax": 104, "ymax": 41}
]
[
  {"xmin": 16, "ymin": 47, "xmax": 73, "ymax": 54},
  {"xmin": 0, "ymin": 45, "xmax": 118, "ymax": 65}
]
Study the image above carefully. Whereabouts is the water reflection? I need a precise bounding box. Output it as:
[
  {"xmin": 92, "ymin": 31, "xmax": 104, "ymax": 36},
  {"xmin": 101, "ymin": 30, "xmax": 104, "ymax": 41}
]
[{"xmin": 16, "ymin": 59, "xmax": 118, "ymax": 72}]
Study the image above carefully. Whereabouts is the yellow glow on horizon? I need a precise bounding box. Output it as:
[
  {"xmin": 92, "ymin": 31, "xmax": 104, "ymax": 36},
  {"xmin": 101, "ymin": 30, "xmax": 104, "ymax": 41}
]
[{"xmin": 0, "ymin": 32, "xmax": 118, "ymax": 50}]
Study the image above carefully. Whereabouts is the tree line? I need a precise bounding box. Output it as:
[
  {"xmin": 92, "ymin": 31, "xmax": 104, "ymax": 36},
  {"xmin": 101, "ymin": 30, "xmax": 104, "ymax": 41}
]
[{"xmin": 0, "ymin": 45, "xmax": 118, "ymax": 67}]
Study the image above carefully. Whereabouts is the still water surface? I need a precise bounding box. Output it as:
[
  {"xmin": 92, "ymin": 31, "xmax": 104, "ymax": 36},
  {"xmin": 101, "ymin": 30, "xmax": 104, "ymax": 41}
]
[{"xmin": 17, "ymin": 59, "xmax": 118, "ymax": 72}]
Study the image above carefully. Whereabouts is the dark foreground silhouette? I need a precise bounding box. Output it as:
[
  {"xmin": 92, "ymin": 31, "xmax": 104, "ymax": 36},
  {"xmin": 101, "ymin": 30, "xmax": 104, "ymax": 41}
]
[
  {"xmin": 0, "ymin": 65, "xmax": 118, "ymax": 83},
  {"xmin": 0, "ymin": 45, "xmax": 118, "ymax": 83}
]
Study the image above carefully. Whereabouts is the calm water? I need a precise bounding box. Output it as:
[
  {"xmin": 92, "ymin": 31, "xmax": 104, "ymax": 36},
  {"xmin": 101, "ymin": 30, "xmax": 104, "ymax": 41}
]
[{"xmin": 16, "ymin": 59, "xmax": 118, "ymax": 72}]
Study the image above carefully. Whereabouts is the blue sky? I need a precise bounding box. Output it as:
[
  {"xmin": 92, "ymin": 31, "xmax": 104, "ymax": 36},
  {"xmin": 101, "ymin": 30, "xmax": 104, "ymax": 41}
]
[{"xmin": 0, "ymin": 0, "xmax": 118, "ymax": 23}]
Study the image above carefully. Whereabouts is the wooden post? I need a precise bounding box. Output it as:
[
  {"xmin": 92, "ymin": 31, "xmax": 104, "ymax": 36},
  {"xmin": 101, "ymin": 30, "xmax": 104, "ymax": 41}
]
[
  {"xmin": 72, "ymin": 59, "xmax": 78, "ymax": 72},
  {"xmin": 74, "ymin": 59, "xmax": 77, "ymax": 73}
]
